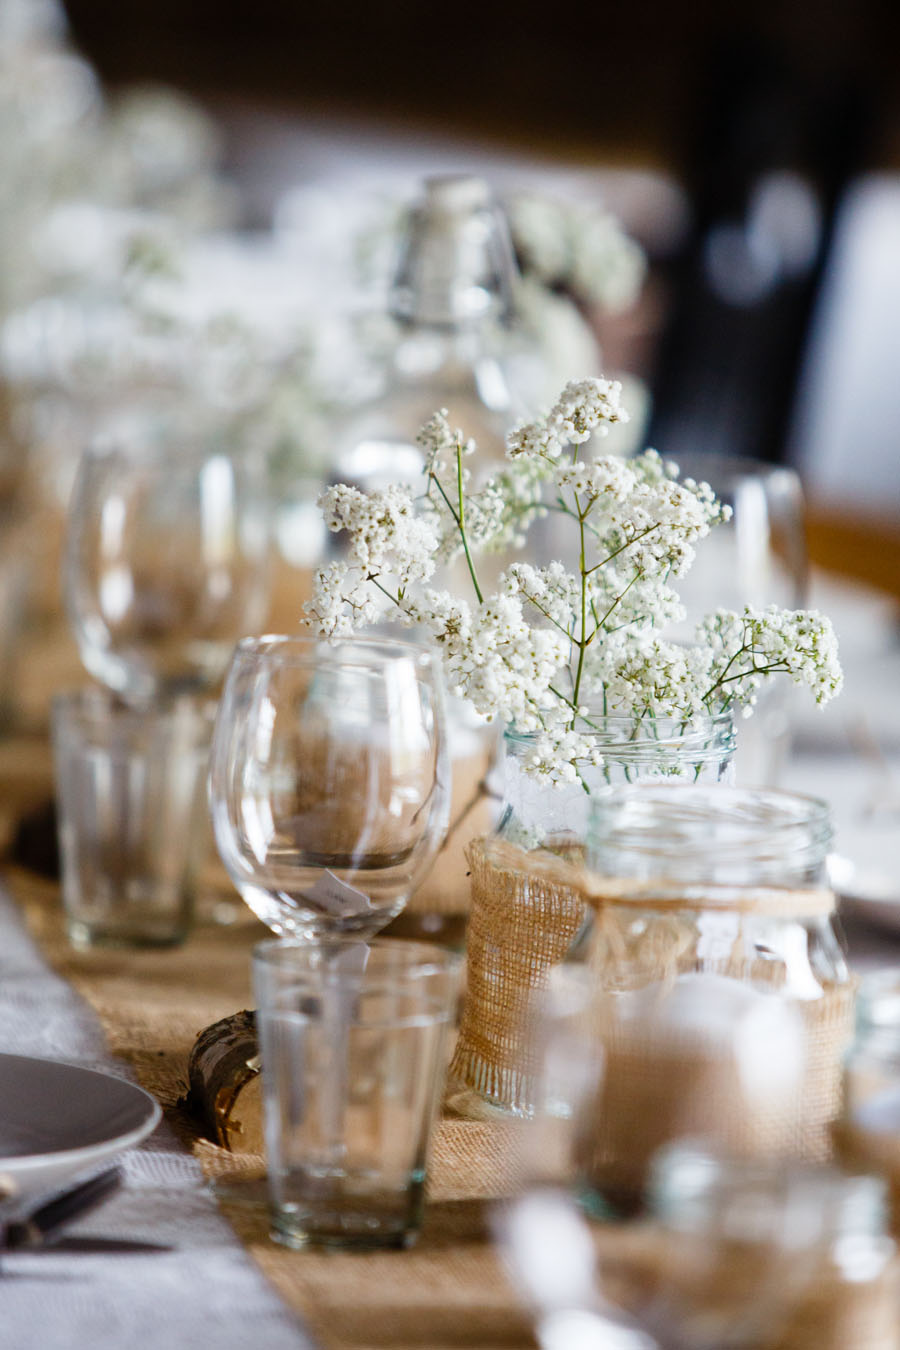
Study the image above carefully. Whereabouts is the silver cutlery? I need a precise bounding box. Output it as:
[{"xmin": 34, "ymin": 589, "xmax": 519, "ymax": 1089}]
[{"xmin": 2, "ymin": 1167, "xmax": 121, "ymax": 1253}]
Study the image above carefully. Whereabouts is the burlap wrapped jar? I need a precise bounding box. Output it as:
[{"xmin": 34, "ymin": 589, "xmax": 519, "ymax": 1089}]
[
  {"xmin": 449, "ymin": 778, "xmax": 855, "ymax": 1212},
  {"xmin": 446, "ymin": 713, "xmax": 736, "ymax": 1117},
  {"xmin": 577, "ymin": 785, "xmax": 854, "ymax": 1209},
  {"xmin": 835, "ymin": 970, "xmax": 900, "ymax": 1238}
]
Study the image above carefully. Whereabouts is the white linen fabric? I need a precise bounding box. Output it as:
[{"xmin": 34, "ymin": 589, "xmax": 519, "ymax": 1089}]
[{"xmin": 0, "ymin": 886, "xmax": 317, "ymax": 1350}]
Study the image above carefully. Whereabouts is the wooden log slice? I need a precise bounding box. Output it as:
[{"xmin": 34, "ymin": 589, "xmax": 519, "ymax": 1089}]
[{"xmin": 184, "ymin": 1009, "xmax": 263, "ymax": 1153}]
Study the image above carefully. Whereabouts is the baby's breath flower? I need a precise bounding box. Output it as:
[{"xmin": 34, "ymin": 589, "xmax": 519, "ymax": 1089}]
[
  {"xmin": 306, "ymin": 375, "xmax": 842, "ymax": 784},
  {"xmin": 548, "ymin": 377, "xmax": 629, "ymax": 445}
]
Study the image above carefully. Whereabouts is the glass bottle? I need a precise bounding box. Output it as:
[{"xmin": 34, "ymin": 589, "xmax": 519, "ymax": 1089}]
[
  {"xmin": 572, "ymin": 785, "xmax": 852, "ymax": 1210},
  {"xmin": 333, "ymin": 175, "xmax": 527, "ymax": 943},
  {"xmin": 331, "ymin": 174, "xmax": 523, "ymax": 494}
]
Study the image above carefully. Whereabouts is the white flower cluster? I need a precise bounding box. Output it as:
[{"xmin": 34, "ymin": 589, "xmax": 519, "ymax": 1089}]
[
  {"xmin": 696, "ymin": 606, "xmax": 844, "ymax": 712},
  {"xmin": 507, "ymin": 377, "xmax": 629, "ymax": 461},
  {"xmin": 506, "ymin": 192, "xmax": 647, "ymax": 314},
  {"xmin": 318, "ymin": 483, "xmax": 437, "ymax": 585},
  {"xmin": 305, "ymin": 376, "xmax": 843, "ymax": 781}
]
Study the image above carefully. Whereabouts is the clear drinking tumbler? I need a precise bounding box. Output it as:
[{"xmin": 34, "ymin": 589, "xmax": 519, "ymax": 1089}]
[
  {"xmin": 253, "ymin": 937, "xmax": 461, "ymax": 1249},
  {"xmin": 52, "ymin": 688, "xmax": 215, "ymax": 948}
]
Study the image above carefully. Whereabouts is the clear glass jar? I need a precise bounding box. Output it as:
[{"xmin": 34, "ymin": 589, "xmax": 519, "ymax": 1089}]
[
  {"xmin": 498, "ymin": 712, "xmax": 737, "ymax": 853},
  {"xmin": 446, "ymin": 713, "xmax": 736, "ymax": 1119},
  {"xmin": 572, "ymin": 785, "xmax": 852, "ymax": 1207},
  {"xmin": 837, "ymin": 969, "xmax": 900, "ymax": 1234},
  {"xmin": 646, "ymin": 1142, "xmax": 898, "ymax": 1350}
]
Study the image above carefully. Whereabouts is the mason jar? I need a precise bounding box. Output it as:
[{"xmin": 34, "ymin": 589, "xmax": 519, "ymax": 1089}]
[
  {"xmin": 573, "ymin": 784, "xmax": 853, "ymax": 1207},
  {"xmin": 446, "ymin": 711, "xmax": 736, "ymax": 1118},
  {"xmin": 497, "ymin": 712, "xmax": 737, "ymax": 851}
]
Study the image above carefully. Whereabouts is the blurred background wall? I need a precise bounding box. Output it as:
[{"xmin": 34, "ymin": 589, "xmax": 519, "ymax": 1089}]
[{"xmin": 60, "ymin": 0, "xmax": 900, "ymax": 594}]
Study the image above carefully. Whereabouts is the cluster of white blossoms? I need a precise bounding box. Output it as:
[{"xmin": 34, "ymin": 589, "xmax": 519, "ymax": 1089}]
[
  {"xmin": 306, "ymin": 376, "xmax": 842, "ymax": 783},
  {"xmin": 507, "ymin": 377, "xmax": 629, "ymax": 461},
  {"xmin": 505, "ymin": 193, "xmax": 648, "ymax": 314},
  {"xmin": 696, "ymin": 606, "xmax": 844, "ymax": 714}
]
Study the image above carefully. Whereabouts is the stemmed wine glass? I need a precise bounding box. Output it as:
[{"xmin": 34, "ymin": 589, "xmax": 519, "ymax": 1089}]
[
  {"xmin": 63, "ymin": 398, "xmax": 272, "ymax": 706},
  {"xmin": 208, "ymin": 633, "xmax": 450, "ymax": 939},
  {"xmin": 664, "ymin": 453, "xmax": 808, "ymax": 786}
]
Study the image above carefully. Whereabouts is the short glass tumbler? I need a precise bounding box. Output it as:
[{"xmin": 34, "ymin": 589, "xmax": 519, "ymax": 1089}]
[
  {"xmin": 53, "ymin": 689, "xmax": 214, "ymax": 948},
  {"xmin": 253, "ymin": 937, "xmax": 461, "ymax": 1249}
]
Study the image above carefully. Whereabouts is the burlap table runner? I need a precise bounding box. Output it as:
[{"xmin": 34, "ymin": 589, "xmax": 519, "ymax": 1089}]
[{"xmin": 4, "ymin": 751, "xmax": 900, "ymax": 1350}]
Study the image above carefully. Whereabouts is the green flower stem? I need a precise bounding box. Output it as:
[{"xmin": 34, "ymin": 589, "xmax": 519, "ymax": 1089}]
[
  {"xmin": 430, "ymin": 474, "xmax": 462, "ymax": 529},
  {"xmin": 455, "ymin": 443, "xmax": 484, "ymax": 605},
  {"xmin": 704, "ymin": 659, "xmax": 793, "ymax": 703},
  {"xmin": 520, "ymin": 591, "xmax": 573, "ymax": 640},
  {"xmin": 369, "ymin": 576, "xmax": 403, "ymax": 607},
  {"xmin": 585, "ymin": 569, "xmax": 642, "ymax": 649},
  {"xmin": 584, "ymin": 520, "xmax": 664, "ymax": 576},
  {"xmin": 571, "ymin": 493, "xmax": 589, "ymax": 716}
]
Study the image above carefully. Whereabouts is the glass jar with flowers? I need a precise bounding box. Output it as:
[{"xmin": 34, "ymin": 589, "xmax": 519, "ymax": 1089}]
[{"xmin": 304, "ymin": 376, "xmax": 843, "ymax": 1115}]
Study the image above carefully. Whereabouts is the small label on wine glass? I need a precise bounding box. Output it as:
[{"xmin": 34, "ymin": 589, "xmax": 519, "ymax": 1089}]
[{"xmin": 305, "ymin": 870, "xmax": 374, "ymax": 917}]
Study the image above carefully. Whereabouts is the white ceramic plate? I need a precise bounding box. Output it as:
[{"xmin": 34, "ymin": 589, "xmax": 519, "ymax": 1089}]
[{"xmin": 0, "ymin": 1053, "xmax": 161, "ymax": 1199}]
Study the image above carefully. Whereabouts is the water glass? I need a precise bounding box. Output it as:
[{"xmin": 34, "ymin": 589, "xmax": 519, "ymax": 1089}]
[
  {"xmin": 647, "ymin": 1143, "xmax": 897, "ymax": 1350},
  {"xmin": 253, "ymin": 937, "xmax": 461, "ymax": 1250},
  {"xmin": 52, "ymin": 688, "xmax": 215, "ymax": 948}
]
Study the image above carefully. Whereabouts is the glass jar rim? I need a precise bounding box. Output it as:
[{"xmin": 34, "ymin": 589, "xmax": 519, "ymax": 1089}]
[
  {"xmin": 650, "ymin": 1140, "xmax": 888, "ymax": 1242},
  {"xmin": 503, "ymin": 709, "xmax": 736, "ymax": 762},
  {"xmin": 52, "ymin": 686, "xmax": 217, "ymax": 735},
  {"xmin": 591, "ymin": 782, "xmax": 830, "ymax": 839},
  {"xmin": 587, "ymin": 783, "xmax": 832, "ymax": 886},
  {"xmin": 504, "ymin": 708, "xmax": 735, "ymax": 742},
  {"xmin": 855, "ymin": 968, "xmax": 900, "ymax": 1031}
]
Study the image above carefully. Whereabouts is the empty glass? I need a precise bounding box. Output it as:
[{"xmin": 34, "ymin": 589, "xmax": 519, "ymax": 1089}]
[
  {"xmin": 646, "ymin": 1143, "xmax": 897, "ymax": 1349},
  {"xmin": 52, "ymin": 688, "xmax": 215, "ymax": 948},
  {"xmin": 253, "ymin": 936, "xmax": 461, "ymax": 1249},
  {"xmin": 209, "ymin": 634, "xmax": 450, "ymax": 938},
  {"xmin": 663, "ymin": 453, "xmax": 808, "ymax": 787},
  {"xmin": 63, "ymin": 398, "xmax": 272, "ymax": 705}
]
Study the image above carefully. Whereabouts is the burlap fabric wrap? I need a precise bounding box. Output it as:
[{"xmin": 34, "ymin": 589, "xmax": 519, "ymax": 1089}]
[
  {"xmin": 448, "ymin": 835, "xmax": 587, "ymax": 1114},
  {"xmin": 450, "ymin": 835, "xmax": 855, "ymax": 1186}
]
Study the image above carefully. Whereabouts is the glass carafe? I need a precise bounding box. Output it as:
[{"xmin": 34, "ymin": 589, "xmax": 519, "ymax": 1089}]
[{"xmin": 332, "ymin": 174, "xmax": 523, "ymax": 494}]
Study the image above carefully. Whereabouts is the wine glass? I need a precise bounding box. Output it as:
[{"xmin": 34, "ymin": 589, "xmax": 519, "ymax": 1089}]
[
  {"xmin": 667, "ymin": 453, "xmax": 808, "ymax": 616},
  {"xmin": 664, "ymin": 453, "xmax": 808, "ymax": 786},
  {"xmin": 208, "ymin": 633, "xmax": 450, "ymax": 938},
  {"xmin": 63, "ymin": 398, "xmax": 272, "ymax": 706}
]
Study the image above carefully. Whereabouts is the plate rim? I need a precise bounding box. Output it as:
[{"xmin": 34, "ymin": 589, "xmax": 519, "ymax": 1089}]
[{"xmin": 0, "ymin": 1051, "xmax": 161, "ymax": 1173}]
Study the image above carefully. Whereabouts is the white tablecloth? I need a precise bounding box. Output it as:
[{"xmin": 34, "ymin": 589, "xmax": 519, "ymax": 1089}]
[{"xmin": 0, "ymin": 887, "xmax": 316, "ymax": 1350}]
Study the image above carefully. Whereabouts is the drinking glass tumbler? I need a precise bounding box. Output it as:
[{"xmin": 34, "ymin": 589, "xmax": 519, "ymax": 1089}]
[
  {"xmin": 253, "ymin": 937, "xmax": 462, "ymax": 1250},
  {"xmin": 52, "ymin": 688, "xmax": 215, "ymax": 948}
]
